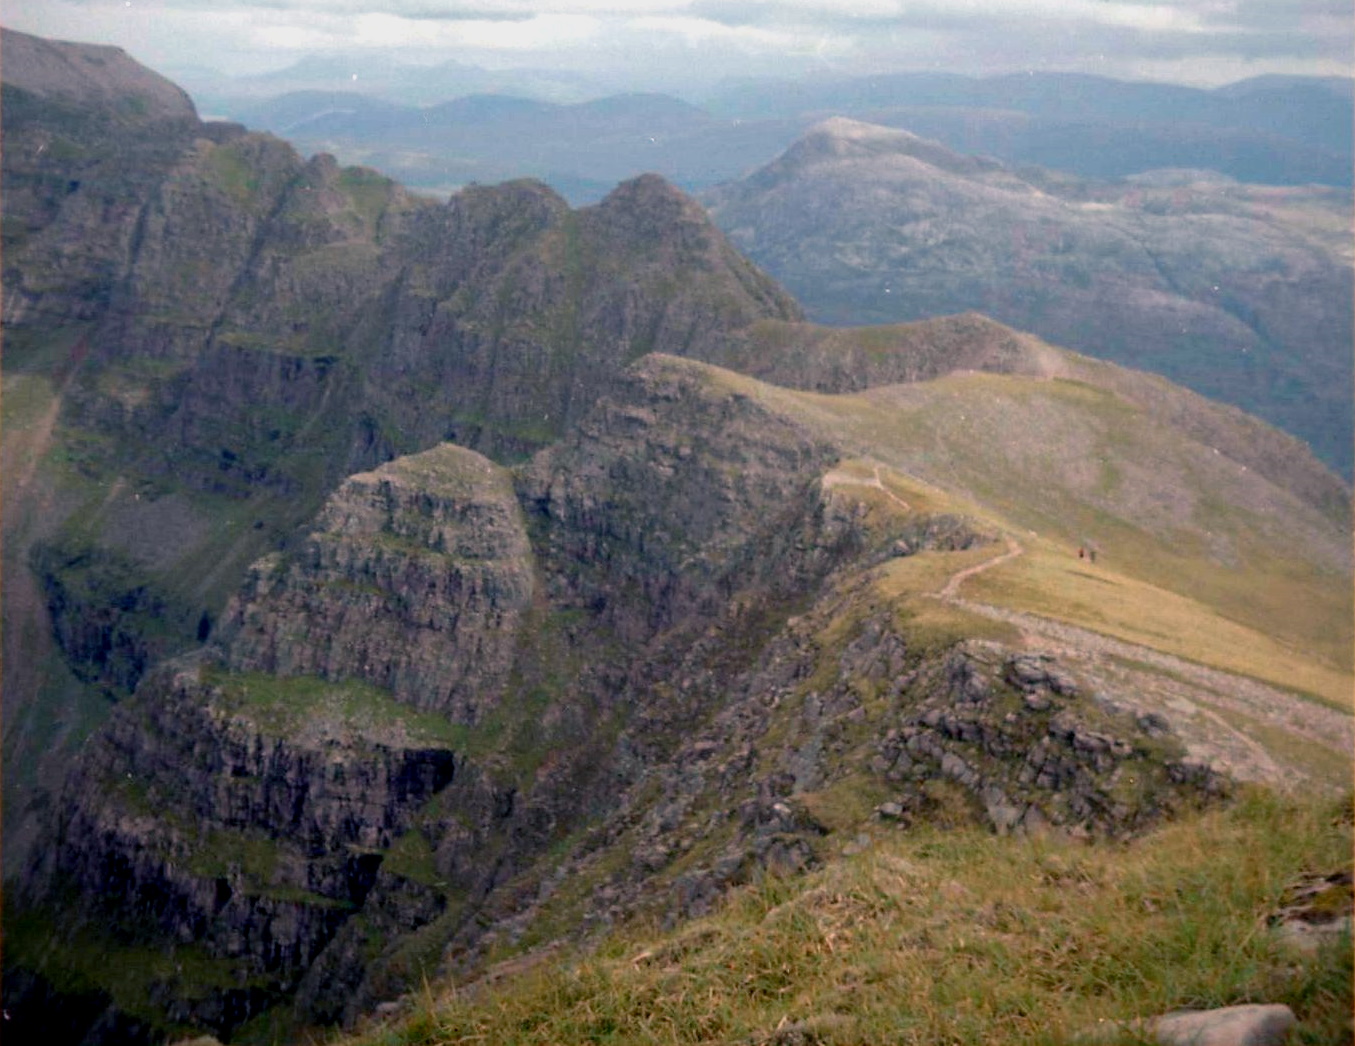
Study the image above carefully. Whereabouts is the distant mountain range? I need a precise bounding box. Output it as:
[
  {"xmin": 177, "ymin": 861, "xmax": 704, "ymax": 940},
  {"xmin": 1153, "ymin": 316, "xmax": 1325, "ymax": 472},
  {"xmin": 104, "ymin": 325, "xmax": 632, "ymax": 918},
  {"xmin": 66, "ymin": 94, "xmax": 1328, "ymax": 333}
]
[
  {"xmin": 172, "ymin": 52, "xmax": 616, "ymax": 111},
  {"xmin": 221, "ymin": 88, "xmax": 806, "ymax": 202},
  {"xmin": 197, "ymin": 66, "xmax": 1353, "ymax": 202}
]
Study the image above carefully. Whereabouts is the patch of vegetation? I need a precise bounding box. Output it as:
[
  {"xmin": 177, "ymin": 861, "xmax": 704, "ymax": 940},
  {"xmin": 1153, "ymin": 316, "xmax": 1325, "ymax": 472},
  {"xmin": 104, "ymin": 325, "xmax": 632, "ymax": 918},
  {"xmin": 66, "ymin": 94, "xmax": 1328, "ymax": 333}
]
[
  {"xmin": 199, "ymin": 666, "xmax": 470, "ymax": 748},
  {"xmin": 382, "ymin": 830, "xmax": 443, "ymax": 888},
  {"xmin": 351, "ymin": 791, "xmax": 1352, "ymax": 1046},
  {"xmin": 203, "ymin": 141, "xmax": 262, "ymax": 204},
  {"xmin": 185, "ymin": 827, "xmax": 283, "ymax": 882},
  {"xmin": 338, "ymin": 166, "xmax": 395, "ymax": 227},
  {"xmin": 30, "ymin": 537, "xmax": 201, "ymax": 699}
]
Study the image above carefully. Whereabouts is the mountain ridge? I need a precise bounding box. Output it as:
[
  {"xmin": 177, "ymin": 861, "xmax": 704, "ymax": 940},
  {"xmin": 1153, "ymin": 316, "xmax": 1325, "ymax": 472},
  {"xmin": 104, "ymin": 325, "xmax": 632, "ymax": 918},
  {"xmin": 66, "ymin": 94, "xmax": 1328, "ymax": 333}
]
[
  {"xmin": 0, "ymin": 28, "xmax": 197, "ymax": 122},
  {"xmin": 704, "ymin": 116, "xmax": 1355, "ymax": 476},
  {"xmin": 2, "ymin": 32, "xmax": 1349, "ymax": 1044}
]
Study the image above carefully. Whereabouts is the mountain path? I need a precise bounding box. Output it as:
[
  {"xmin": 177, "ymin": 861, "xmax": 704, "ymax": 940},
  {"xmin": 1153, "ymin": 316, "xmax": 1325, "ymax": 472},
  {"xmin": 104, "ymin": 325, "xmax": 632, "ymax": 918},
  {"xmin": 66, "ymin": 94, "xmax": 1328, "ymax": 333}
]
[
  {"xmin": 820, "ymin": 462, "xmax": 911, "ymax": 512},
  {"xmin": 938, "ymin": 535, "xmax": 1022, "ymax": 599},
  {"xmin": 931, "ymin": 535, "xmax": 1350, "ymax": 790}
]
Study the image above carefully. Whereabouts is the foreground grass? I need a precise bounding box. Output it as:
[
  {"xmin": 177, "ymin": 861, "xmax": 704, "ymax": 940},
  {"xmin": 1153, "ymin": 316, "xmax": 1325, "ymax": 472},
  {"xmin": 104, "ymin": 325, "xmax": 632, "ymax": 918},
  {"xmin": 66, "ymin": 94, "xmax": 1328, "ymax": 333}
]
[{"xmin": 349, "ymin": 792, "xmax": 1352, "ymax": 1046}]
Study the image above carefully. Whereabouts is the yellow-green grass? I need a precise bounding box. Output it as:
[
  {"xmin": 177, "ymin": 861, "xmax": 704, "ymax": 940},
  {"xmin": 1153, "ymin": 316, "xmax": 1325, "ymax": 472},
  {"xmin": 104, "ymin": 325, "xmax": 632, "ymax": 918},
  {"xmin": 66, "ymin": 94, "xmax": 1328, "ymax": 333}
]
[
  {"xmin": 810, "ymin": 452, "xmax": 1352, "ymax": 709},
  {"xmin": 963, "ymin": 538, "xmax": 1353, "ymax": 712},
  {"xmin": 708, "ymin": 362, "xmax": 1353, "ymax": 705},
  {"xmin": 350, "ymin": 791, "xmax": 1352, "ymax": 1046},
  {"xmin": 199, "ymin": 667, "xmax": 469, "ymax": 748}
]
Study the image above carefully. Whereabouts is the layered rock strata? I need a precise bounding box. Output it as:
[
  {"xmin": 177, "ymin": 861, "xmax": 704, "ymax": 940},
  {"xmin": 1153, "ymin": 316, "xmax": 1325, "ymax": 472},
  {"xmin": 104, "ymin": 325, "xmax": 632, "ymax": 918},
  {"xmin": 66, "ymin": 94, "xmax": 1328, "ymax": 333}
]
[{"xmin": 222, "ymin": 444, "xmax": 534, "ymax": 721}]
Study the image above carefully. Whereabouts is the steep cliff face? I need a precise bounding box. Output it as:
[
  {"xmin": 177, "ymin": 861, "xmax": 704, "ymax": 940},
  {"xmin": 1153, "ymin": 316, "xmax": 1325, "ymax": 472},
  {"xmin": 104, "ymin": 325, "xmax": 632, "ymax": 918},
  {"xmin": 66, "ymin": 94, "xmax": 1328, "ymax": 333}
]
[
  {"xmin": 519, "ymin": 355, "xmax": 843, "ymax": 644},
  {"xmin": 10, "ymin": 359, "xmax": 866, "ymax": 1041},
  {"xmin": 3, "ymin": 96, "xmax": 800, "ymax": 685},
  {"xmin": 221, "ymin": 444, "xmax": 535, "ymax": 722},
  {"xmin": 1, "ymin": 29, "xmax": 803, "ymax": 875},
  {"xmin": 15, "ymin": 655, "xmax": 463, "ymax": 1040},
  {"xmin": 11, "ymin": 444, "xmax": 537, "ymax": 1040},
  {"xmin": 1, "ymin": 30, "xmax": 204, "ymax": 329}
]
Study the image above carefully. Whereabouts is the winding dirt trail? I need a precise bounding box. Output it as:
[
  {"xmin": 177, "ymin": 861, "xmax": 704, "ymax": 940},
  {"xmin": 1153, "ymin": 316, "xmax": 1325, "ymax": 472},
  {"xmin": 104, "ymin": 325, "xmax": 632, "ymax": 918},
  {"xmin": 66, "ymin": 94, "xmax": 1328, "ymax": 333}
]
[
  {"xmin": 820, "ymin": 462, "xmax": 911, "ymax": 513},
  {"xmin": 929, "ymin": 534, "xmax": 1350, "ymax": 791},
  {"xmin": 820, "ymin": 464, "xmax": 1348, "ymax": 789},
  {"xmin": 938, "ymin": 535, "xmax": 1022, "ymax": 599}
]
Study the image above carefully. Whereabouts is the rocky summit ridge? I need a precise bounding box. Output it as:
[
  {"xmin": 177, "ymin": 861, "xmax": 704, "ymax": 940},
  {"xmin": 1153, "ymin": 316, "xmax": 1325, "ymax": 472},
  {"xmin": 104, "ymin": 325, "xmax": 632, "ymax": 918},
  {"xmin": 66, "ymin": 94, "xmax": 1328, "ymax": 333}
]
[
  {"xmin": 2, "ymin": 30, "xmax": 1351, "ymax": 1046},
  {"xmin": 2, "ymin": 19, "xmax": 796, "ymax": 877},
  {"xmin": 1, "ymin": 29, "xmax": 197, "ymax": 122}
]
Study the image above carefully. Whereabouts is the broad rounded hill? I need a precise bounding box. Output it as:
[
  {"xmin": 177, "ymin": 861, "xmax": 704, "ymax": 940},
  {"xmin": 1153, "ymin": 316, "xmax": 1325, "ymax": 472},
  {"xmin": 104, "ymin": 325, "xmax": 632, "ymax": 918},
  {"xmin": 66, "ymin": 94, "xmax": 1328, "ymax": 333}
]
[{"xmin": 705, "ymin": 117, "xmax": 1355, "ymax": 477}]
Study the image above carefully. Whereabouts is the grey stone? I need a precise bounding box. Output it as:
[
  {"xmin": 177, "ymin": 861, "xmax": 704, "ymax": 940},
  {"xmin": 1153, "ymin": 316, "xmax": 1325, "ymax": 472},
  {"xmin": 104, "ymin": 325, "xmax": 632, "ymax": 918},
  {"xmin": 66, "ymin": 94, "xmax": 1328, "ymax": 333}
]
[
  {"xmin": 986, "ymin": 803, "xmax": 1023, "ymax": 835},
  {"xmin": 1153, "ymin": 1004, "xmax": 1296, "ymax": 1046},
  {"xmin": 1083, "ymin": 1004, "xmax": 1297, "ymax": 1046}
]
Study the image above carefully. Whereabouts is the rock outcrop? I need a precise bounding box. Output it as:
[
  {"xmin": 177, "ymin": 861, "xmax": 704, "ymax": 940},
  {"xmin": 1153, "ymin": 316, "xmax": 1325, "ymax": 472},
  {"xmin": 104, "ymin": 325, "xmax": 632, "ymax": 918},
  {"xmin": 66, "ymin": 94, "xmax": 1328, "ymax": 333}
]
[
  {"xmin": 222, "ymin": 444, "xmax": 534, "ymax": 722},
  {"xmin": 1083, "ymin": 1003, "xmax": 1298, "ymax": 1046},
  {"xmin": 519, "ymin": 355, "xmax": 844, "ymax": 643}
]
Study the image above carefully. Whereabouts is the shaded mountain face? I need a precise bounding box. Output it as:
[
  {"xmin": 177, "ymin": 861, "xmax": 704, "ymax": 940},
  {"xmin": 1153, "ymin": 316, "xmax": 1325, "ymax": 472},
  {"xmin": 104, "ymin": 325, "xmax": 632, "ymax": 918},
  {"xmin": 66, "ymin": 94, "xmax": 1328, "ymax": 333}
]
[
  {"xmin": 0, "ymin": 29, "xmax": 197, "ymax": 121},
  {"xmin": 0, "ymin": 25, "xmax": 796, "ymax": 874},
  {"xmin": 704, "ymin": 118, "xmax": 1355, "ymax": 477},
  {"xmin": 3, "ymin": 31, "xmax": 1351, "ymax": 1046}
]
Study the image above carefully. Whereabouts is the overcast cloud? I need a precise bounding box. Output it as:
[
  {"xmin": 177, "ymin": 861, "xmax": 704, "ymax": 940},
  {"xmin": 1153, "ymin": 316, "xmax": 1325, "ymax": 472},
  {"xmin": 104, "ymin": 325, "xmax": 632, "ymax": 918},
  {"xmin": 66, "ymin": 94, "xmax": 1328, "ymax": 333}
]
[{"xmin": 4, "ymin": 0, "xmax": 1350, "ymax": 89}]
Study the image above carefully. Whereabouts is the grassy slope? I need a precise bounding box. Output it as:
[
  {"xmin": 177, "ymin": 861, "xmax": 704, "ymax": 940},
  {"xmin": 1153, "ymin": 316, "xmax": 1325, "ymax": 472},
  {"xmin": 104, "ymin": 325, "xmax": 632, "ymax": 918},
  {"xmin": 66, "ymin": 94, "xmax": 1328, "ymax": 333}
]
[
  {"xmin": 709, "ymin": 361, "xmax": 1351, "ymax": 707},
  {"xmin": 353, "ymin": 793, "xmax": 1351, "ymax": 1046},
  {"xmin": 0, "ymin": 339, "xmax": 115, "ymax": 871}
]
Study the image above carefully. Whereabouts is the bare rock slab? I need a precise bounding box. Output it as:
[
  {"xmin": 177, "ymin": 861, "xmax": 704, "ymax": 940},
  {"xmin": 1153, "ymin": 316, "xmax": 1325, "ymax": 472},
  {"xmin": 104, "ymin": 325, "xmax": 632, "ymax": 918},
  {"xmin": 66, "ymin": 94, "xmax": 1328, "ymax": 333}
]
[
  {"xmin": 1084, "ymin": 1004, "xmax": 1296, "ymax": 1046},
  {"xmin": 1153, "ymin": 1005, "xmax": 1296, "ymax": 1046}
]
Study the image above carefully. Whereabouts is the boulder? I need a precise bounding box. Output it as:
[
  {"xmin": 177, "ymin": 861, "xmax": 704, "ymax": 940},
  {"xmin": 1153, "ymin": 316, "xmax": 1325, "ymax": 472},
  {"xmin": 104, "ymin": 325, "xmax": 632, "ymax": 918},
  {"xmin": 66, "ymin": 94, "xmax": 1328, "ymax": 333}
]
[{"xmin": 1084, "ymin": 1004, "xmax": 1296, "ymax": 1046}]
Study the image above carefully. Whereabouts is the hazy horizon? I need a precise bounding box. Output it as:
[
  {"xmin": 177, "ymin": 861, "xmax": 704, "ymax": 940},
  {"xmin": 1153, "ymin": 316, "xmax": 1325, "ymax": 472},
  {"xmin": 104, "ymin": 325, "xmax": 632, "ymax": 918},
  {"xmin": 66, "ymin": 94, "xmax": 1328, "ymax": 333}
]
[{"xmin": 5, "ymin": 0, "xmax": 1351, "ymax": 100}]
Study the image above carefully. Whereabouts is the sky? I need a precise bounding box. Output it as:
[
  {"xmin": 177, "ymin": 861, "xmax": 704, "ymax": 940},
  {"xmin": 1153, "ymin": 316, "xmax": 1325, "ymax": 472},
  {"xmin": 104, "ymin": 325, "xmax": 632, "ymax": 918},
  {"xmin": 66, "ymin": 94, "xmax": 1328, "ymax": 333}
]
[{"xmin": 4, "ymin": 0, "xmax": 1352, "ymax": 92}]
